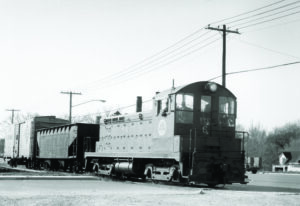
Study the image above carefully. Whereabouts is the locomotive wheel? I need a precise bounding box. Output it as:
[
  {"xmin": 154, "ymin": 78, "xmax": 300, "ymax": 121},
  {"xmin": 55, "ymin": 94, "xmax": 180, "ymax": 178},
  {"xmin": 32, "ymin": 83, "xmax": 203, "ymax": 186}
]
[
  {"xmin": 170, "ymin": 166, "xmax": 180, "ymax": 182},
  {"xmin": 116, "ymin": 172, "xmax": 126, "ymax": 180},
  {"xmin": 72, "ymin": 165, "xmax": 77, "ymax": 173},
  {"xmin": 93, "ymin": 164, "xmax": 99, "ymax": 174},
  {"xmin": 252, "ymin": 169, "xmax": 257, "ymax": 174},
  {"xmin": 207, "ymin": 184, "xmax": 217, "ymax": 188},
  {"xmin": 63, "ymin": 164, "xmax": 68, "ymax": 172},
  {"xmin": 145, "ymin": 169, "xmax": 152, "ymax": 180},
  {"xmin": 44, "ymin": 162, "xmax": 50, "ymax": 171}
]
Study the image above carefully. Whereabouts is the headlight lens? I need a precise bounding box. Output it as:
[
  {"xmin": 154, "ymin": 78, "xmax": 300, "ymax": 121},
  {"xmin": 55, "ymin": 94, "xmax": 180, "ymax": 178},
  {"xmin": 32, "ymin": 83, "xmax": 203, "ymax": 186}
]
[{"xmin": 206, "ymin": 82, "xmax": 217, "ymax": 92}]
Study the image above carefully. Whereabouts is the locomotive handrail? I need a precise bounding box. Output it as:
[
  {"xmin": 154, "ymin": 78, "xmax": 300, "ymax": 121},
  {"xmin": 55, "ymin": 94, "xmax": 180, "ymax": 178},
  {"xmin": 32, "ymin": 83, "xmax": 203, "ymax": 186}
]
[{"xmin": 235, "ymin": 131, "xmax": 249, "ymax": 152}]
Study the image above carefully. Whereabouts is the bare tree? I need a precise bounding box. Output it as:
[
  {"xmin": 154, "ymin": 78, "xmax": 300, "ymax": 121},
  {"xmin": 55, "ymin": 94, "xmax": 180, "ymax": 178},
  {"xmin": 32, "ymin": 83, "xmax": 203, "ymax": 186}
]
[
  {"xmin": 263, "ymin": 121, "xmax": 300, "ymax": 170},
  {"xmin": 246, "ymin": 123, "xmax": 267, "ymax": 158}
]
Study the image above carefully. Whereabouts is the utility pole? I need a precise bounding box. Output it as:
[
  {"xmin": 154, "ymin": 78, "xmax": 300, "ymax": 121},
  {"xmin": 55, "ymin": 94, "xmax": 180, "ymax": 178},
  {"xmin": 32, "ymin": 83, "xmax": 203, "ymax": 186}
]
[
  {"xmin": 6, "ymin": 109, "xmax": 20, "ymax": 124},
  {"xmin": 61, "ymin": 91, "xmax": 82, "ymax": 123},
  {"xmin": 206, "ymin": 24, "xmax": 240, "ymax": 87}
]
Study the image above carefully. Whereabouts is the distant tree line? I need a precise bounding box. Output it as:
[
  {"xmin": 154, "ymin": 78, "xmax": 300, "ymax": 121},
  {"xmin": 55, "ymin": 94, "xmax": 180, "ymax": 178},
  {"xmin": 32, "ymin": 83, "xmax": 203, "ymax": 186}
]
[{"xmin": 245, "ymin": 121, "xmax": 300, "ymax": 171}]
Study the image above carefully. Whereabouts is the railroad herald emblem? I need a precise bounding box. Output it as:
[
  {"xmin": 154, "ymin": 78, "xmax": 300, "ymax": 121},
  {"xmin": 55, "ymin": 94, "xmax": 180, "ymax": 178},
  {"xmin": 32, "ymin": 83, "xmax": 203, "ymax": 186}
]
[{"xmin": 158, "ymin": 119, "xmax": 167, "ymax": 136}]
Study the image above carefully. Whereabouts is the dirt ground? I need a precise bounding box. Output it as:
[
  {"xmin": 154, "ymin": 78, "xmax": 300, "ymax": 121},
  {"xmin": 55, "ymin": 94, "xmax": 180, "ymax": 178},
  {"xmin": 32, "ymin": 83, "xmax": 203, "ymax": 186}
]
[
  {"xmin": 1, "ymin": 179, "xmax": 300, "ymax": 206},
  {"xmin": 0, "ymin": 161, "xmax": 92, "ymax": 176},
  {"xmin": 1, "ymin": 161, "xmax": 300, "ymax": 206}
]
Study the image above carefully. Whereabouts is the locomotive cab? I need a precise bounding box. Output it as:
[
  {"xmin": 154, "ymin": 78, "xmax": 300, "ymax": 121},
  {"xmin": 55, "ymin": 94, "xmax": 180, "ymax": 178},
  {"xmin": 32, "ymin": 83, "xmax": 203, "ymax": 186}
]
[
  {"xmin": 173, "ymin": 82, "xmax": 236, "ymax": 136},
  {"xmin": 153, "ymin": 81, "xmax": 245, "ymax": 185}
]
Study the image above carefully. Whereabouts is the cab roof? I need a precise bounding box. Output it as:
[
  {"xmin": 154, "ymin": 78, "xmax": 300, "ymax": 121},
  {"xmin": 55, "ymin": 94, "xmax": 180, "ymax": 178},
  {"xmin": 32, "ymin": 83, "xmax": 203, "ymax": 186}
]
[{"xmin": 154, "ymin": 81, "xmax": 236, "ymax": 100}]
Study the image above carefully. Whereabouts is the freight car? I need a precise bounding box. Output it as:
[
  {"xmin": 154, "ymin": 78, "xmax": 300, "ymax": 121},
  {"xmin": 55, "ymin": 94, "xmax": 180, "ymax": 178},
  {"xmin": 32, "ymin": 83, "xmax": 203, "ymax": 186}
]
[
  {"xmin": 85, "ymin": 81, "xmax": 247, "ymax": 186},
  {"xmin": 4, "ymin": 116, "xmax": 69, "ymax": 166},
  {"xmin": 36, "ymin": 123, "xmax": 99, "ymax": 172}
]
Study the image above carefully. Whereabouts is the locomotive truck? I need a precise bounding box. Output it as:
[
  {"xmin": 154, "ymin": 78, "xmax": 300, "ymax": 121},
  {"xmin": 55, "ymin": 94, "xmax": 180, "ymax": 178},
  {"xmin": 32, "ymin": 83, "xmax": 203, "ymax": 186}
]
[{"xmin": 85, "ymin": 81, "xmax": 247, "ymax": 186}]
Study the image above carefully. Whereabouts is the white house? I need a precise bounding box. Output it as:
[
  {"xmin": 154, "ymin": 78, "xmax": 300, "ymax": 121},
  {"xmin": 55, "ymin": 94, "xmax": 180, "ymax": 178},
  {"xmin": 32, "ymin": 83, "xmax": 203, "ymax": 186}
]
[{"xmin": 273, "ymin": 151, "xmax": 300, "ymax": 172}]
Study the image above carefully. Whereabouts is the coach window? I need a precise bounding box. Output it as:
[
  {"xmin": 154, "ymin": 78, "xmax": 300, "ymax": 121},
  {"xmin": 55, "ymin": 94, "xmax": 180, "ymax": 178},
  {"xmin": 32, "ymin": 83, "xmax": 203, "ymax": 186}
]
[{"xmin": 175, "ymin": 93, "xmax": 194, "ymax": 124}]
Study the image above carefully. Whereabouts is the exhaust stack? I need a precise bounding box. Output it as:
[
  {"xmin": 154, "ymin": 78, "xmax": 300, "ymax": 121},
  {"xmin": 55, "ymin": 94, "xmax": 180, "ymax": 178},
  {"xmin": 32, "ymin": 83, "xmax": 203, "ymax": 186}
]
[{"xmin": 136, "ymin": 96, "xmax": 142, "ymax": 112}]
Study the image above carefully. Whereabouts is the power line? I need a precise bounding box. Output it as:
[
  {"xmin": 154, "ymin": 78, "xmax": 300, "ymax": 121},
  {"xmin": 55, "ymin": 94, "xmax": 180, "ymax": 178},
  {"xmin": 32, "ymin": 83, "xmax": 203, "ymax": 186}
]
[
  {"xmin": 80, "ymin": 30, "xmax": 212, "ymax": 90},
  {"xmin": 237, "ymin": 39, "xmax": 300, "ymax": 60},
  {"xmin": 79, "ymin": 2, "xmax": 288, "ymax": 91},
  {"xmin": 208, "ymin": 61, "xmax": 300, "ymax": 81},
  {"xmin": 210, "ymin": 0, "xmax": 287, "ymax": 25},
  {"xmin": 232, "ymin": 5, "xmax": 300, "ymax": 28},
  {"xmin": 244, "ymin": 17, "xmax": 300, "ymax": 33},
  {"xmin": 77, "ymin": 0, "xmax": 300, "ymax": 93},
  {"xmin": 228, "ymin": 0, "xmax": 300, "ymax": 26},
  {"xmin": 240, "ymin": 10, "xmax": 300, "ymax": 29},
  {"xmin": 74, "ymin": 61, "xmax": 300, "ymax": 120},
  {"xmin": 85, "ymin": 36, "xmax": 221, "ymax": 92},
  {"xmin": 72, "ymin": 99, "xmax": 153, "ymax": 119},
  {"xmin": 228, "ymin": 61, "xmax": 300, "ymax": 75},
  {"xmin": 102, "ymin": 34, "xmax": 217, "ymax": 82}
]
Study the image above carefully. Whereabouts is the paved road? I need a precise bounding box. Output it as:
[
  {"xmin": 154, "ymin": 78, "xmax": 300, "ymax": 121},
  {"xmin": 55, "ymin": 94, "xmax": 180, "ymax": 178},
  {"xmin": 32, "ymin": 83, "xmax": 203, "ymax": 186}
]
[
  {"xmin": 1, "ymin": 175, "xmax": 300, "ymax": 206},
  {"xmin": 226, "ymin": 172, "xmax": 300, "ymax": 193}
]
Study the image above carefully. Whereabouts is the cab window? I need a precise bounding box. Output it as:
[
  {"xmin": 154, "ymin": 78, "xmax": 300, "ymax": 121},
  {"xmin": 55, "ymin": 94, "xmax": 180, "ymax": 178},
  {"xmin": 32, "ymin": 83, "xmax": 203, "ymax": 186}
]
[
  {"xmin": 201, "ymin": 96, "xmax": 211, "ymax": 113},
  {"xmin": 219, "ymin": 97, "xmax": 235, "ymax": 115},
  {"xmin": 219, "ymin": 97, "xmax": 236, "ymax": 127},
  {"xmin": 157, "ymin": 99, "xmax": 168, "ymax": 116},
  {"xmin": 169, "ymin": 94, "xmax": 175, "ymax": 111},
  {"xmin": 156, "ymin": 100, "xmax": 161, "ymax": 115},
  {"xmin": 176, "ymin": 93, "xmax": 193, "ymax": 111},
  {"xmin": 175, "ymin": 93, "xmax": 194, "ymax": 124}
]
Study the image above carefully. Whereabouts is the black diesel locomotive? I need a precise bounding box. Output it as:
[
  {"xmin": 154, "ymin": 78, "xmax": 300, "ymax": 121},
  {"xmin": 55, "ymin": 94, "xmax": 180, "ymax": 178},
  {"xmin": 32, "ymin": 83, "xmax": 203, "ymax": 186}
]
[{"xmin": 85, "ymin": 81, "xmax": 247, "ymax": 186}]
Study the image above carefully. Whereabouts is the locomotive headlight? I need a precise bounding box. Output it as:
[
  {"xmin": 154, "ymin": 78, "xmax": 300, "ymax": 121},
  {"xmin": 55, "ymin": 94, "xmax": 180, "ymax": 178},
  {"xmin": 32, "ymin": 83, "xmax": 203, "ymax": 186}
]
[{"xmin": 206, "ymin": 82, "xmax": 217, "ymax": 92}]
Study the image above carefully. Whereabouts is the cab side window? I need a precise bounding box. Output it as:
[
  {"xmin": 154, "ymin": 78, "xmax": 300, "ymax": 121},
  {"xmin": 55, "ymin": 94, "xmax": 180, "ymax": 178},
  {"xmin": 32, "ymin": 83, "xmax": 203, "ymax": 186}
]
[
  {"xmin": 157, "ymin": 100, "xmax": 162, "ymax": 115},
  {"xmin": 157, "ymin": 99, "xmax": 168, "ymax": 116},
  {"xmin": 176, "ymin": 93, "xmax": 193, "ymax": 111},
  {"xmin": 175, "ymin": 93, "xmax": 194, "ymax": 124}
]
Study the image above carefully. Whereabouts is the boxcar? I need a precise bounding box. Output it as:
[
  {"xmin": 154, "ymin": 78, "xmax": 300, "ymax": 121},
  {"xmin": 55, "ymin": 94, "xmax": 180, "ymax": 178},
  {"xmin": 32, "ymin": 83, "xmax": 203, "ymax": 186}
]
[{"xmin": 4, "ymin": 116, "xmax": 69, "ymax": 166}]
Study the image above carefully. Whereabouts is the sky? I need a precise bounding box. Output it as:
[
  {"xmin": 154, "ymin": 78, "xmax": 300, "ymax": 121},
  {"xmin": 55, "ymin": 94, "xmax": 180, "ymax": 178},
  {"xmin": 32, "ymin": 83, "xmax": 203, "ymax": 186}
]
[{"xmin": 0, "ymin": 0, "xmax": 300, "ymax": 131}]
